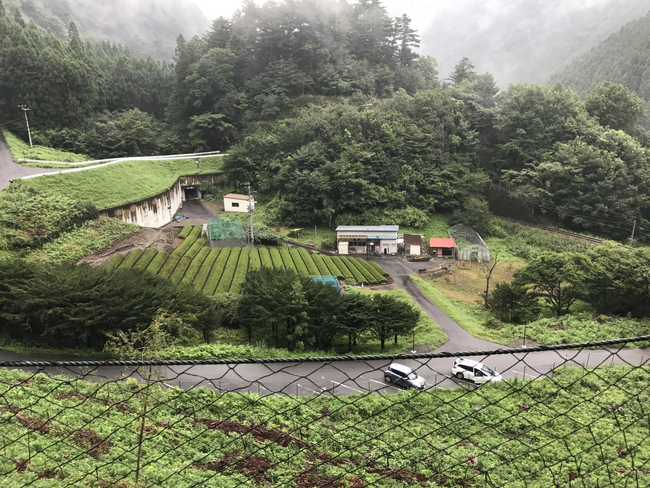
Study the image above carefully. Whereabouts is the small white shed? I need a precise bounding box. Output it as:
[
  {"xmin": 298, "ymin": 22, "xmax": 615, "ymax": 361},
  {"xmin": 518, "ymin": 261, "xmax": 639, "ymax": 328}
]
[{"xmin": 223, "ymin": 193, "xmax": 254, "ymax": 213}]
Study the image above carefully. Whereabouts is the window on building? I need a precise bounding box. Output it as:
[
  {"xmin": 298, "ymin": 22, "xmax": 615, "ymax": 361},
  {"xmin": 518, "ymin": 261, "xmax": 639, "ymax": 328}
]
[
  {"xmin": 348, "ymin": 239, "xmax": 367, "ymax": 247},
  {"xmin": 232, "ymin": 202, "xmax": 240, "ymax": 208}
]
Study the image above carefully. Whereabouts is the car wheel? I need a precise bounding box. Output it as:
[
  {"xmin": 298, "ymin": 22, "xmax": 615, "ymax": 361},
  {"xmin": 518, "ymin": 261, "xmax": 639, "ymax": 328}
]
[
  {"xmin": 455, "ymin": 372, "xmax": 464, "ymax": 380},
  {"xmin": 384, "ymin": 375, "xmax": 392, "ymax": 383}
]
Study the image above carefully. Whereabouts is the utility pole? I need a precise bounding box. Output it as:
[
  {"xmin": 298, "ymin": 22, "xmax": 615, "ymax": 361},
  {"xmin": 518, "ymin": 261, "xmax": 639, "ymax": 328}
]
[
  {"xmin": 167, "ymin": 205, "xmax": 173, "ymax": 242},
  {"xmin": 244, "ymin": 182, "xmax": 254, "ymax": 248},
  {"xmin": 629, "ymin": 219, "xmax": 637, "ymax": 251},
  {"xmin": 9, "ymin": 180, "xmax": 16, "ymax": 208},
  {"xmin": 18, "ymin": 105, "xmax": 33, "ymax": 148}
]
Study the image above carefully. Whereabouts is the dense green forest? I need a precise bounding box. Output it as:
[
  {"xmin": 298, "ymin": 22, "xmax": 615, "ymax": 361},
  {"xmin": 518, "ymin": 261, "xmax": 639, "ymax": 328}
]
[
  {"xmin": 2, "ymin": 0, "xmax": 650, "ymax": 241},
  {"xmin": 550, "ymin": 9, "xmax": 650, "ymax": 108},
  {"xmin": 3, "ymin": 0, "xmax": 208, "ymax": 60}
]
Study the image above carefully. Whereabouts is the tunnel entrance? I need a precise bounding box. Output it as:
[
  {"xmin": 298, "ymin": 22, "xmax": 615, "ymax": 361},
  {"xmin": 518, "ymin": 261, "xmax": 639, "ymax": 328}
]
[{"xmin": 183, "ymin": 186, "xmax": 200, "ymax": 200}]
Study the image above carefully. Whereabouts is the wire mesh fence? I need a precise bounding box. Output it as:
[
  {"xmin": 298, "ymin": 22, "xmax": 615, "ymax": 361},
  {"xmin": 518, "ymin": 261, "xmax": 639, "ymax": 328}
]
[
  {"xmin": 208, "ymin": 218, "xmax": 246, "ymax": 248},
  {"xmin": 449, "ymin": 224, "xmax": 491, "ymax": 262},
  {"xmin": 1, "ymin": 336, "xmax": 649, "ymax": 487}
]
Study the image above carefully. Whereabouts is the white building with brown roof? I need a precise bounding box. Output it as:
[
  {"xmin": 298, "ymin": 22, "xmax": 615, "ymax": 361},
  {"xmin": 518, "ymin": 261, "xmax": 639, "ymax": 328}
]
[{"xmin": 223, "ymin": 193, "xmax": 255, "ymax": 213}]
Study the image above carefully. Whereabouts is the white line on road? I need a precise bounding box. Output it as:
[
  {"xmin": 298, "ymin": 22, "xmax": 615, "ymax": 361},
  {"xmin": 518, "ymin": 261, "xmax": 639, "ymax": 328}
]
[
  {"xmin": 297, "ymin": 384, "xmax": 322, "ymax": 395},
  {"xmin": 322, "ymin": 376, "xmax": 363, "ymax": 393},
  {"xmin": 511, "ymin": 370, "xmax": 537, "ymax": 378}
]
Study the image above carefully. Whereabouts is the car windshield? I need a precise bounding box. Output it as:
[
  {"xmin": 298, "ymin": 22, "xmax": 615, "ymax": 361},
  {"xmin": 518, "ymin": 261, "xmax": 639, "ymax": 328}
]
[
  {"xmin": 407, "ymin": 372, "xmax": 418, "ymax": 380},
  {"xmin": 482, "ymin": 365, "xmax": 496, "ymax": 376}
]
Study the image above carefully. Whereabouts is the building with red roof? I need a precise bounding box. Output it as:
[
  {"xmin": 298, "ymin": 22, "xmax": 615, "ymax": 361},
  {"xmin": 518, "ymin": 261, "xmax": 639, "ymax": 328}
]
[{"xmin": 429, "ymin": 238, "xmax": 457, "ymax": 258}]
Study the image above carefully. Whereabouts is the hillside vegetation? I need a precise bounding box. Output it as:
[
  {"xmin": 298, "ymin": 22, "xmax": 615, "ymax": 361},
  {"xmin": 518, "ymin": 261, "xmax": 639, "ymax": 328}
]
[{"xmin": 550, "ymin": 9, "xmax": 650, "ymax": 106}]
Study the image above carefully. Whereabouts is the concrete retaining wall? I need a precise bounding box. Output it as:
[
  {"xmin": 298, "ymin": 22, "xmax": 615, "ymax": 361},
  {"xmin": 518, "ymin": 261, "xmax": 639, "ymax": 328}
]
[{"xmin": 99, "ymin": 173, "xmax": 221, "ymax": 228}]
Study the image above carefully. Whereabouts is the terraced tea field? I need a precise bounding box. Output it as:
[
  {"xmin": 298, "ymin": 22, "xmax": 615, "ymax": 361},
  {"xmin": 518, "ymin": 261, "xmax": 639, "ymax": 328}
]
[{"xmin": 105, "ymin": 226, "xmax": 389, "ymax": 295}]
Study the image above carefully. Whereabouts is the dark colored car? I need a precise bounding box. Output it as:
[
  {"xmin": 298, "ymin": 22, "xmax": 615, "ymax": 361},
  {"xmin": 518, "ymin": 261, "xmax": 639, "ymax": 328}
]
[{"xmin": 384, "ymin": 363, "xmax": 426, "ymax": 389}]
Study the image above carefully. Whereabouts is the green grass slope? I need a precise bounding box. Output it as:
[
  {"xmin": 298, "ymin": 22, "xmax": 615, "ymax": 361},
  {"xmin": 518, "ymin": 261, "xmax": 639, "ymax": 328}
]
[{"xmin": 22, "ymin": 157, "xmax": 224, "ymax": 208}]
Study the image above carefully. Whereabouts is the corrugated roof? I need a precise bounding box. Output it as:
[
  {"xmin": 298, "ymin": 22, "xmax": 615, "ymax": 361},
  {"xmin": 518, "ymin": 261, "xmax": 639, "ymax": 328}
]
[
  {"xmin": 335, "ymin": 225, "xmax": 399, "ymax": 232},
  {"xmin": 223, "ymin": 193, "xmax": 251, "ymax": 200},
  {"xmin": 430, "ymin": 238, "xmax": 456, "ymax": 248},
  {"xmin": 403, "ymin": 234, "xmax": 423, "ymax": 244}
]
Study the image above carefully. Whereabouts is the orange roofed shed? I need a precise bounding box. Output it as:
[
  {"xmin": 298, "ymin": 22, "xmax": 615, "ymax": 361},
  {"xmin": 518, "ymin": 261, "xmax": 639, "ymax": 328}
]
[{"xmin": 429, "ymin": 238, "xmax": 456, "ymax": 258}]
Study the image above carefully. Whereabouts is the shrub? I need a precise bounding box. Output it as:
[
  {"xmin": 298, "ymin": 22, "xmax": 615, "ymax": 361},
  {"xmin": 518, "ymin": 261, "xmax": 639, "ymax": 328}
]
[
  {"xmin": 203, "ymin": 248, "xmax": 231, "ymax": 295},
  {"xmin": 289, "ymin": 249, "xmax": 310, "ymax": 277},
  {"xmin": 158, "ymin": 252, "xmax": 182, "ymax": 279},
  {"xmin": 172, "ymin": 226, "xmax": 202, "ymax": 258},
  {"xmin": 193, "ymin": 248, "xmax": 221, "ymax": 291},
  {"xmin": 354, "ymin": 258, "xmax": 387, "ymax": 283},
  {"xmin": 367, "ymin": 260, "xmax": 390, "ymax": 277},
  {"xmin": 249, "ymin": 248, "xmax": 261, "ymax": 271},
  {"xmin": 311, "ymin": 254, "xmax": 330, "ymax": 275},
  {"xmin": 332, "ymin": 256, "xmax": 354, "ymax": 279},
  {"xmin": 118, "ymin": 249, "xmax": 144, "ymax": 269},
  {"xmin": 340, "ymin": 257, "xmax": 368, "ymax": 284},
  {"xmin": 269, "ymin": 247, "xmax": 285, "ymax": 269},
  {"xmin": 177, "ymin": 226, "xmax": 192, "ymax": 239},
  {"xmin": 215, "ymin": 248, "xmax": 241, "ymax": 294},
  {"xmin": 321, "ymin": 256, "xmax": 343, "ymax": 277},
  {"xmin": 170, "ymin": 256, "xmax": 193, "ymax": 284},
  {"xmin": 145, "ymin": 251, "xmax": 168, "ymax": 274},
  {"xmin": 105, "ymin": 254, "xmax": 125, "ymax": 270},
  {"xmin": 259, "ymin": 248, "xmax": 273, "ymax": 268},
  {"xmin": 134, "ymin": 248, "xmax": 159, "ymax": 270},
  {"xmin": 280, "ymin": 248, "xmax": 297, "ymax": 272},
  {"xmin": 298, "ymin": 247, "xmax": 319, "ymax": 275},
  {"xmin": 228, "ymin": 248, "xmax": 250, "ymax": 294},
  {"xmin": 182, "ymin": 247, "xmax": 211, "ymax": 284}
]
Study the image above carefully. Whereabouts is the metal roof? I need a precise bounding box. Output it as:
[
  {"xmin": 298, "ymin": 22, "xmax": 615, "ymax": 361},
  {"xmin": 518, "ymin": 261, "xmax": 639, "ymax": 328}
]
[
  {"xmin": 223, "ymin": 193, "xmax": 250, "ymax": 200},
  {"xmin": 429, "ymin": 238, "xmax": 457, "ymax": 248},
  {"xmin": 335, "ymin": 225, "xmax": 399, "ymax": 232},
  {"xmin": 403, "ymin": 234, "xmax": 423, "ymax": 244}
]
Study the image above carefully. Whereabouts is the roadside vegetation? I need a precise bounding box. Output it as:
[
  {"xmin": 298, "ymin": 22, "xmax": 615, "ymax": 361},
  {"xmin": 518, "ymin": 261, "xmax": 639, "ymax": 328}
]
[
  {"xmin": 3, "ymin": 130, "xmax": 89, "ymax": 163},
  {"xmin": 0, "ymin": 365, "xmax": 647, "ymax": 487}
]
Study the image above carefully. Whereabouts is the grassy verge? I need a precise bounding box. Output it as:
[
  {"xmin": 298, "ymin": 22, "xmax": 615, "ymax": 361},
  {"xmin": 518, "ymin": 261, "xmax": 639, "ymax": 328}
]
[
  {"xmin": 0, "ymin": 365, "xmax": 647, "ymax": 487},
  {"xmin": 22, "ymin": 157, "xmax": 224, "ymax": 208},
  {"xmin": 3, "ymin": 130, "xmax": 90, "ymax": 163},
  {"xmin": 400, "ymin": 213, "xmax": 453, "ymax": 239},
  {"xmin": 410, "ymin": 275, "xmax": 511, "ymax": 344}
]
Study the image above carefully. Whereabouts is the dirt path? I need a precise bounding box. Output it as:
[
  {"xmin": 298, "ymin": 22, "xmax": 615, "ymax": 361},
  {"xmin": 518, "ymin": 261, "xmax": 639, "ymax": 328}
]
[{"xmin": 78, "ymin": 227, "xmax": 172, "ymax": 266}]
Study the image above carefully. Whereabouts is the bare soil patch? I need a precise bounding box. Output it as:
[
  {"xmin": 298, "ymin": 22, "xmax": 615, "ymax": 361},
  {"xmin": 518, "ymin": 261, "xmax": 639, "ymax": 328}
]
[
  {"xmin": 78, "ymin": 227, "xmax": 172, "ymax": 267},
  {"xmin": 199, "ymin": 451, "xmax": 272, "ymax": 484},
  {"xmin": 195, "ymin": 418, "xmax": 311, "ymax": 449}
]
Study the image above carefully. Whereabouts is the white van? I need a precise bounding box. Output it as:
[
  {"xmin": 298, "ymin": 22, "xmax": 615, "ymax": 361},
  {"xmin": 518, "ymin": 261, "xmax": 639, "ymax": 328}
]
[{"xmin": 452, "ymin": 358, "xmax": 502, "ymax": 384}]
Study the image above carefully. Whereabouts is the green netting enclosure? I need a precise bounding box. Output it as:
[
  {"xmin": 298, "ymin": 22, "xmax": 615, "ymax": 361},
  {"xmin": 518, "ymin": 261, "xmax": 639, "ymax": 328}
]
[
  {"xmin": 310, "ymin": 275, "xmax": 341, "ymax": 290},
  {"xmin": 208, "ymin": 218, "xmax": 247, "ymax": 248}
]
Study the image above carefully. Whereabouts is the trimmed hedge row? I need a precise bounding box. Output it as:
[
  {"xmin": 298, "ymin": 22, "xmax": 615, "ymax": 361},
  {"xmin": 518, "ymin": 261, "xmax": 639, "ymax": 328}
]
[
  {"xmin": 367, "ymin": 260, "xmax": 390, "ymax": 277},
  {"xmin": 145, "ymin": 250, "xmax": 168, "ymax": 274},
  {"xmin": 215, "ymin": 248, "xmax": 241, "ymax": 294},
  {"xmin": 279, "ymin": 248, "xmax": 297, "ymax": 273},
  {"xmin": 182, "ymin": 247, "xmax": 210, "ymax": 284},
  {"xmin": 311, "ymin": 254, "xmax": 330, "ymax": 276},
  {"xmin": 298, "ymin": 247, "xmax": 320, "ymax": 275},
  {"xmin": 118, "ymin": 249, "xmax": 144, "ymax": 269},
  {"xmin": 193, "ymin": 248, "xmax": 221, "ymax": 291},
  {"xmin": 321, "ymin": 256, "xmax": 343, "ymax": 278},
  {"xmin": 249, "ymin": 248, "xmax": 261, "ymax": 271},
  {"xmin": 134, "ymin": 248, "xmax": 158, "ymax": 270},
  {"xmin": 172, "ymin": 226, "xmax": 201, "ymax": 258},
  {"xmin": 289, "ymin": 249, "xmax": 310, "ymax": 277},
  {"xmin": 259, "ymin": 248, "xmax": 273, "ymax": 268},
  {"xmin": 346, "ymin": 257, "xmax": 376, "ymax": 284},
  {"xmin": 203, "ymin": 248, "xmax": 231, "ymax": 294},
  {"xmin": 105, "ymin": 254, "xmax": 125, "ymax": 270},
  {"xmin": 158, "ymin": 252, "xmax": 182, "ymax": 279},
  {"xmin": 269, "ymin": 248, "xmax": 284, "ymax": 270},
  {"xmin": 331, "ymin": 256, "xmax": 354, "ymax": 279},
  {"xmin": 177, "ymin": 225, "xmax": 192, "ymax": 239},
  {"xmin": 354, "ymin": 257, "xmax": 387, "ymax": 283},
  {"xmin": 228, "ymin": 248, "xmax": 250, "ymax": 294},
  {"xmin": 169, "ymin": 239, "xmax": 206, "ymax": 284}
]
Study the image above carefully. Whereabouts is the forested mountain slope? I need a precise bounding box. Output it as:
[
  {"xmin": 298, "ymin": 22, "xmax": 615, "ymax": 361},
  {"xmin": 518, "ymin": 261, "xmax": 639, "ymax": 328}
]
[
  {"xmin": 550, "ymin": 9, "xmax": 650, "ymax": 104},
  {"xmin": 4, "ymin": 0, "xmax": 208, "ymax": 59},
  {"xmin": 420, "ymin": 0, "xmax": 650, "ymax": 86}
]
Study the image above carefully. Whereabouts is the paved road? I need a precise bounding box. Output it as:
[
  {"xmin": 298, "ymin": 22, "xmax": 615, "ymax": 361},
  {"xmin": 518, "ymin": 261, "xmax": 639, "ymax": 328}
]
[
  {"xmin": 0, "ymin": 139, "xmax": 59, "ymax": 191},
  {"xmin": 376, "ymin": 257, "xmax": 505, "ymax": 352},
  {"xmin": 180, "ymin": 199, "xmax": 215, "ymax": 219}
]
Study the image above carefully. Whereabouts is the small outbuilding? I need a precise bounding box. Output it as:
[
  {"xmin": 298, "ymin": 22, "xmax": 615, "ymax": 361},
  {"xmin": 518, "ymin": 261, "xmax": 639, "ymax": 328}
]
[
  {"xmin": 335, "ymin": 225, "xmax": 399, "ymax": 255},
  {"xmin": 403, "ymin": 234, "xmax": 423, "ymax": 256},
  {"xmin": 223, "ymin": 193, "xmax": 254, "ymax": 213},
  {"xmin": 429, "ymin": 238, "xmax": 457, "ymax": 258}
]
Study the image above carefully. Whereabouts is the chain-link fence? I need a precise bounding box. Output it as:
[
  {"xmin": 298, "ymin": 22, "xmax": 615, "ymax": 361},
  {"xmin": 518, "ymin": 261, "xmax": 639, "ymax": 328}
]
[
  {"xmin": 1, "ymin": 336, "xmax": 649, "ymax": 487},
  {"xmin": 449, "ymin": 224, "xmax": 491, "ymax": 262},
  {"xmin": 208, "ymin": 218, "xmax": 247, "ymax": 248}
]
